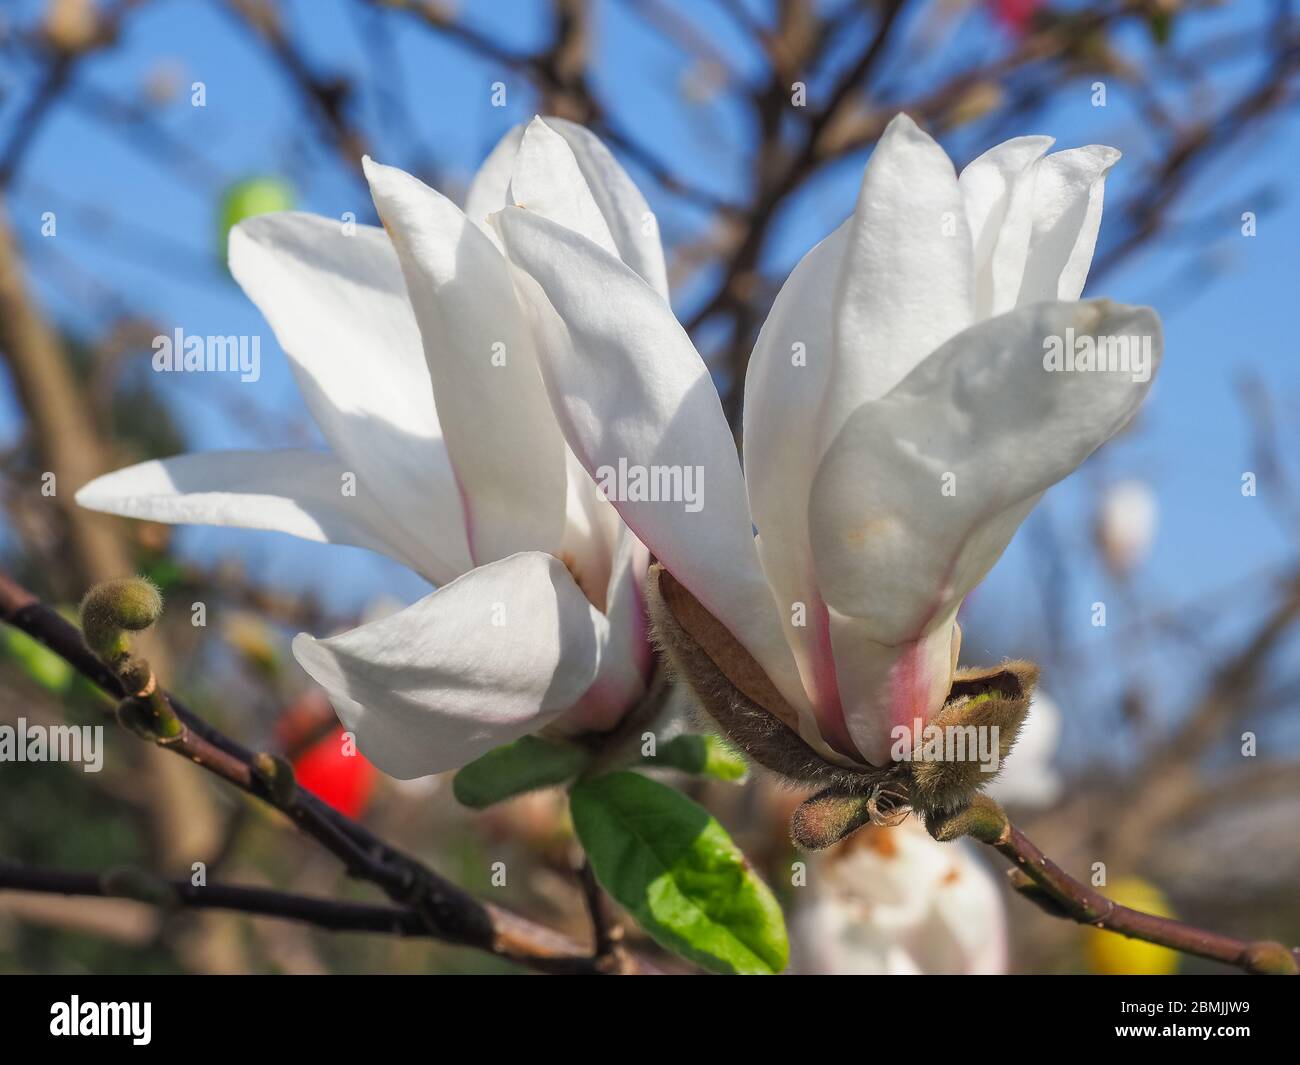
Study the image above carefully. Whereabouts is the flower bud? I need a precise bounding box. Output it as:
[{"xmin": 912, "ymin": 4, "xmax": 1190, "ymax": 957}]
[{"xmin": 79, "ymin": 577, "xmax": 163, "ymax": 666}]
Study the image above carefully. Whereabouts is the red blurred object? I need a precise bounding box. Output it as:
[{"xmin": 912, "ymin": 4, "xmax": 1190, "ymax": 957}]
[
  {"xmin": 989, "ymin": 0, "xmax": 1042, "ymax": 34},
  {"xmin": 292, "ymin": 727, "xmax": 377, "ymax": 818}
]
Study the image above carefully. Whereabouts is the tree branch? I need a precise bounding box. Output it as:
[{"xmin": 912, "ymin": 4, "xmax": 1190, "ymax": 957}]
[
  {"xmin": 0, "ymin": 570, "xmax": 643, "ymax": 975},
  {"xmin": 929, "ymin": 798, "xmax": 1300, "ymax": 975}
]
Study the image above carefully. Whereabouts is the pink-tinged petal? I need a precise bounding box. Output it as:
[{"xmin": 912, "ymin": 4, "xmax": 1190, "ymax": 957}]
[
  {"xmin": 292, "ymin": 553, "xmax": 606, "ymax": 778},
  {"xmin": 824, "ymin": 113, "xmax": 974, "ymax": 445},
  {"xmin": 1016, "ymin": 145, "xmax": 1121, "ymax": 304},
  {"xmin": 363, "ymin": 157, "xmax": 569, "ymax": 566},
  {"xmin": 494, "ymin": 205, "xmax": 811, "ymax": 725},
  {"xmin": 76, "ymin": 450, "xmax": 425, "ymax": 573},
  {"xmin": 959, "ymin": 135, "xmax": 1054, "ymax": 318},
  {"xmin": 743, "ymin": 222, "xmax": 851, "ymax": 754},
  {"xmin": 826, "ymin": 606, "xmax": 960, "ymax": 767},
  {"xmin": 228, "ymin": 213, "xmax": 469, "ymax": 584},
  {"xmin": 557, "ymin": 524, "xmax": 652, "ymax": 735}
]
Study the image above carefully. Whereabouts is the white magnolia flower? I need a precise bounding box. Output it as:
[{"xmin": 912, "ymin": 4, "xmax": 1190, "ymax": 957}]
[
  {"xmin": 791, "ymin": 819, "xmax": 1007, "ymax": 975},
  {"xmin": 1096, "ymin": 478, "xmax": 1158, "ymax": 577},
  {"xmin": 986, "ymin": 690, "xmax": 1062, "ymax": 809},
  {"xmin": 76, "ymin": 117, "xmax": 666, "ymax": 776},
  {"xmin": 495, "ymin": 113, "xmax": 1162, "ymax": 772}
]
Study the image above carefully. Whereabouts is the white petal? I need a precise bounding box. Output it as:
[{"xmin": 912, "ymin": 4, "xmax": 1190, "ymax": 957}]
[
  {"xmin": 509, "ymin": 117, "xmax": 620, "ymax": 261},
  {"xmin": 810, "ymin": 299, "xmax": 1162, "ymax": 641},
  {"xmin": 825, "ymin": 113, "xmax": 974, "ymax": 444},
  {"xmin": 229, "ymin": 213, "xmax": 469, "ymax": 584},
  {"xmin": 494, "ymin": 205, "xmax": 810, "ymax": 720},
  {"xmin": 743, "ymin": 222, "xmax": 855, "ymax": 753},
  {"xmin": 464, "ymin": 123, "xmax": 526, "ymax": 230},
  {"xmin": 558, "ymin": 523, "xmax": 652, "ymax": 735},
  {"xmin": 1016, "ymin": 145, "xmax": 1121, "ymax": 304},
  {"xmin": 363, "ymin": 157, "xmax": 569, "ymax": 566},
  {"xmin": 76, "ymin": 450, "xmax": 413, "ymax": 567},
  {"xmin": 545, "ymin": 117, "xmax": 670, "ymax": 299},
  {"xmin": 292, "ymin": 553, "xmax": 606, "ymax": 778},
  {"xmin": 960, "ymin": 135, "xmax": 1054, "ymax": 318}
]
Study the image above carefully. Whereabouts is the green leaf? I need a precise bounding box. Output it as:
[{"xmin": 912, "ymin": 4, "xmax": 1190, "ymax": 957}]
[
  {"xmin": 645, "ymin": 733, "xmax": 748, "ymax": 782},
  {"xmin": 570, "ymin": 771, "xmax": 788, "ymax": 974},
  {"xmin": 452, "ymin": 735, "xmax": 591, "ymax": 809}
]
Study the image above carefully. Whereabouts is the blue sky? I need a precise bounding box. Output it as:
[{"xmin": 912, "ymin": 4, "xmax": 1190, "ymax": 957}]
[{"xmin": 3, "ymin": 0, "xmax": 1297, "ymax": 759}]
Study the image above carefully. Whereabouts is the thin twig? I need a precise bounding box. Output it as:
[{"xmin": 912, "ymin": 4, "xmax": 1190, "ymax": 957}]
[{"xmin": 0, "ymin": 861, "xmax": 433, "ymax": 937}]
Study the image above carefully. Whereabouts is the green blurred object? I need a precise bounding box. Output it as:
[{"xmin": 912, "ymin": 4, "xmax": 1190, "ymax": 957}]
[
  {"xmin": 217, "ymin": 176, "xmax": 295, "ymax": 264},
  {"xmin": 644, "ymin": 733, "xmax": 748, "ymax": 782},
  {"xmin": 453, "ymin": 735, "xmax": 591, "ymax": 809},
  {"xmin": 3, "ymin": 627, "xmax": 74, "ymax": 693}
]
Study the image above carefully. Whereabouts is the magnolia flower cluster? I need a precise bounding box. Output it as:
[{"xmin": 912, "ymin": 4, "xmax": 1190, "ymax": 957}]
[{"xmin": 79, "ymin": 113, "xmax": 1161, "ymax": 801}]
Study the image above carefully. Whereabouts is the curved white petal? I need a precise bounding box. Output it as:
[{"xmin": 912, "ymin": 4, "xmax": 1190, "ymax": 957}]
[
  {"xmin": 292, "ymin": 553, "xmax": 606, "ymax": 778},
  {"xmin": 811, "ymin": 299, "xmax": 1162, "ymax": 642},
  {"xmin": 363, "ymin": 157, "xmax": 569, "ymax": 566},
  {"xmin": 825, "ymin": 113, "xmax": 974, "ymax": 444},
  {"xmin": 545, "ymin": 117, "xmax": 670, "ymax": 299},
  {"xmin": 464, "ymin": 123, "xmax": 526, "ymax": 230},
  {"xmin": 494, "ymin": 205, "xmax": 810, "ymax": 723},
  {"xmin": 743, "ymin": 222, "xmax": 853, "ymax": 754},
  {"xmin": 1016, "ymin": 145, "xmax": 1121, "ymax": 304},
  {"xmin": 228, "ymin": 213, "xmax": 469, "ymax": 584},
  {"xmin": 509, "ymin": 118, "xmax": 620, "ymax": 261},
  {"xmin": 76, "ymin": 450, "xmax": 412, "ymax": 567},
  {"xmin": 960, "ymin": 135, "xmax": 1054, "ymax": 318}
]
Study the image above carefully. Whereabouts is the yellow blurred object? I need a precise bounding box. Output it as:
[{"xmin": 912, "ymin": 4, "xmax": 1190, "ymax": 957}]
[{"xmin": 1084, "ymin": 876, "xmax": 1180, "ymax": 975}]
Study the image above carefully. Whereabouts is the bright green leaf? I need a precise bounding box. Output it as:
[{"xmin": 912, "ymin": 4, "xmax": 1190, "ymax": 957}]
[
  {"xmin": 645, "ymin": 733, "xmax": 748, "ymax": 782},
  {"xmin": 570, "ymin": 771, "xmax": 788, "ymax": 974},
  {"xmin": 452, "ymin": 735, "xmax": 591, "ymax": 809}
]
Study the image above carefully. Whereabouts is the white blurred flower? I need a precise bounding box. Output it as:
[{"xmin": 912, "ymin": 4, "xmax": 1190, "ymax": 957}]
[
  {"xmin": 987, "ymin": 690, "xmax": 1062, "ymax": 808},
  {"xmin": 498, "ymin": 112, "xmax": 1161, "ymax": 770},
  {"xmin": 792, "ymin": 819, "xmax": 1007, "ymax": 975},
  {"xmin": 1096, "ymin": 478, "xmax": 1158, "ymax": 577},
  {"xmin": 77, "ymin": 117, "xmax": 663, "ymax": 777}
]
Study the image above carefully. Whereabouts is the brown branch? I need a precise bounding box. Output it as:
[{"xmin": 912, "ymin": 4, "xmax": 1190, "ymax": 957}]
[
  {"xmin": 0, "ymin": 569, "xmax": 641, "ymax": 974},
  {"xmin": 929, "ymin": 798, "xmax": 1300, "ymax": 975},
  {"xmin": 0, "ymin": 861, "xmax": 434, "ymax": 938}
]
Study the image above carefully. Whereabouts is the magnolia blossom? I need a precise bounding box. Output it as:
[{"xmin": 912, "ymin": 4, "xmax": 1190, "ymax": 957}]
[
  {"xmin": 496, "ymin": 113, "xmax": 1162, "ymax": 772},
  {"xmin": 77, "ymin": 117, "xmax": 664, "ymax": 776},
  {"xmin": 791, "ymin": 819, "xmax": 1007, "ymax": 975},
  {"xmin": 986, "ymin": 690, "xmax": 1062, "ymax": 809},
  {"xmin": 1096, "ymin": 478, "xmax": 1158, "ymax": 577}
]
